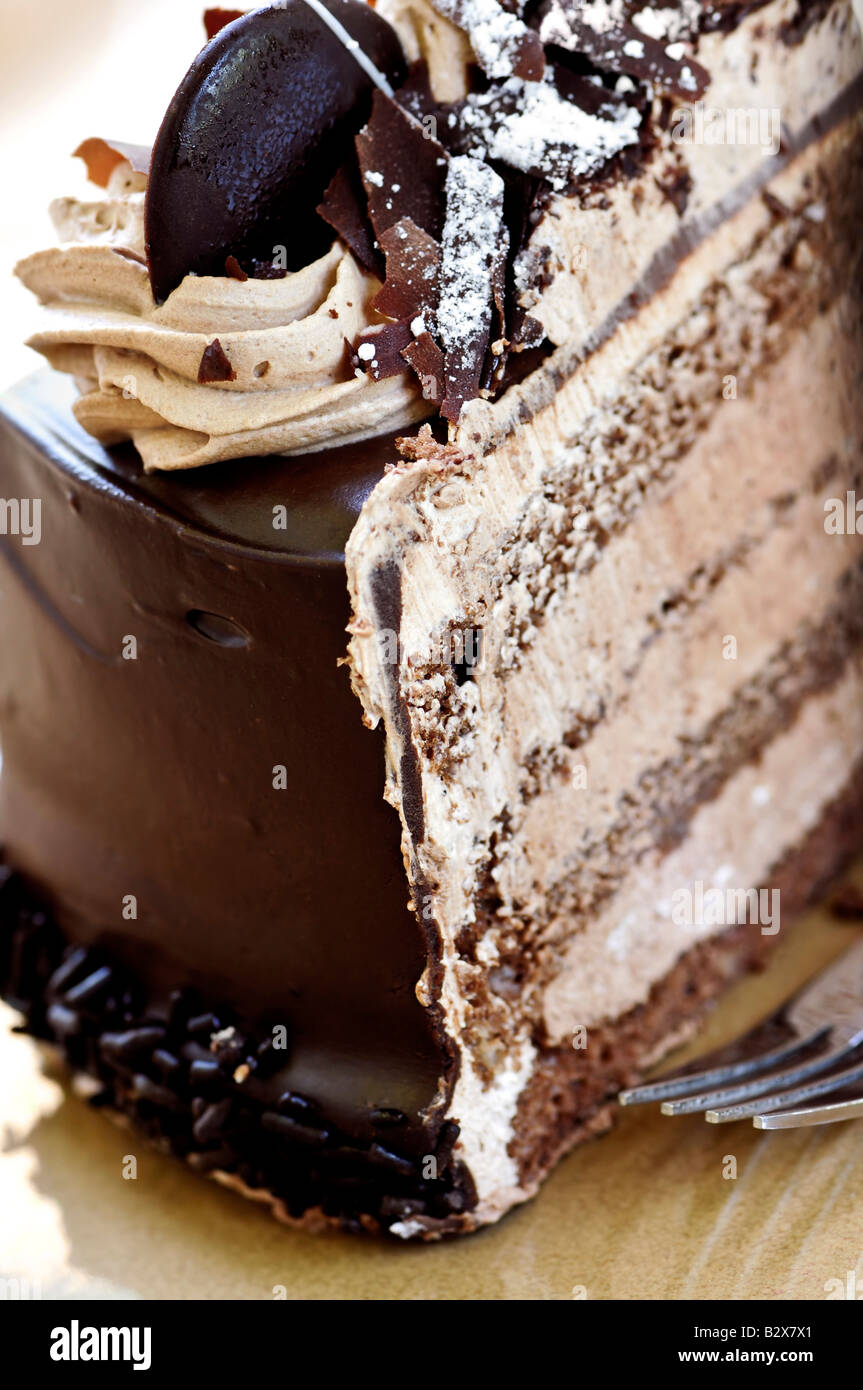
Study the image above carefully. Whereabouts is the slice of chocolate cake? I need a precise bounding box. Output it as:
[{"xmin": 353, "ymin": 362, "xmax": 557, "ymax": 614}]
[{"xmin": 1, "ymin": 0, "xmax": 861, "ymax": 1238}]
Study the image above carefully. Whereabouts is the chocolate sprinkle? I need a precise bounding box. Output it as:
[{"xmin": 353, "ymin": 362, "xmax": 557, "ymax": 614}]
[{"xmin": 829, "ymin": 883, "xmax": 863, "ymax": 920}]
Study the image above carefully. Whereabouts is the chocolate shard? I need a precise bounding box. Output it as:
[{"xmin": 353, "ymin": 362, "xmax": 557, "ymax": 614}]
[
  {"xmin": 203, "ymin": 7, "xmax": 246, "ymax": 41},
  {"xmin": 224, "ymin": 254, "xmax": 249, "ymax": 281},
  {"xmin": 146, "ymin": 1, "xmax": 407, "ymax": 302},
  {"xmin": 73, "ymin": 137, "xmax": 151, "ymax": 188},
  {"xmin": 317, "ymin": 159, "xmax": 383, "ymax": 277},
  {"xmin": 427, "ymin": 0, "xmax": 545, "ymax": 81},
  {"xmin": 401, "ymin": 332, "xmax": 446, "ymax": 406},
  {"xmin": 372, "ymin": 217, "xmax": 441, "ymax": 324},
  {"xmin": 394, "ymin": 59, "xmax": 446, "ymax": 127},
  {"xmin": 198, "ymin": 339, "xmax": 237, "ymax": 384},
  {"xmin": 487, "ymin": 207, "xmax": 508, "ymax": 387},
  {"xmin": 112, "ymin": 247, "xmax": 147, "ymax": 265},
  {"xmin": 539, "ymin": 2, "xmax": 710, "ymax": 100},
  {"xmin": 437, "ymin": 155, "xmax": 508, "ymax": 423},
  {"xmin": 509, "ymin": 308, "xmax": 545, "ymax": 351},
  {"xmin": 452, "ymin": 78, "xmax": 642, "ymax": 191},
  {"xmin": 352, "ymin": 321, "xmax": 414, "ymax": 380},
  {"xmin": 356, "ymin": 91, "xmax": 449, "ymax": 244}
]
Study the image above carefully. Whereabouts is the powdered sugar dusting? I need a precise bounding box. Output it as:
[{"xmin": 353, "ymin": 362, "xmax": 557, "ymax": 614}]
[
  {"xmin": 437, "ymin": 155, "xmax": 507, "ymax": 417},
  {"xmin": 631, "ymin": 1, "xmax": 702, "ymax": 42},
  {"xmin": 437, "ymin": 156, "xmax": 504, "ymax": 353},
  {"xmin": 429, "ymin": 0, "xmax": 541, "ymax": 79},
  {"xmin": 456, "ymin": 77, "xmax": 642, "ymax": 191}
]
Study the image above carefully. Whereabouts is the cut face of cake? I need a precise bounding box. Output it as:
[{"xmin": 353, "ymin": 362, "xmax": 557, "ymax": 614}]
[{"xmin": 0, "ymin": 0, "xmax": 861, "ymax": 1238}]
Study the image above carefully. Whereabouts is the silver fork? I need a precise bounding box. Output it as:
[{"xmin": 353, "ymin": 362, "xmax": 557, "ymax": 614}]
[{"xmin": 618, "ymin": 935, "xmax": 863, "ymax": 1127}]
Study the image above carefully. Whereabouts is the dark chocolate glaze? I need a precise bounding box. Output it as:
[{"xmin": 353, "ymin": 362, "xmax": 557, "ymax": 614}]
[
  {"xmin": 0, "ymin": 866, "xmax": 476, "ymax": 1231},
  {"xmin": 0, "ymin": 371, "xmax": 448, "ymax": 1147}
]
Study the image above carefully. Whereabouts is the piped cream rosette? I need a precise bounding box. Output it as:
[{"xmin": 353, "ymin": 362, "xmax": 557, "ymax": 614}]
[{"xmin": 16, "ymin": 160, "xmax": 429, "ymax": 471}]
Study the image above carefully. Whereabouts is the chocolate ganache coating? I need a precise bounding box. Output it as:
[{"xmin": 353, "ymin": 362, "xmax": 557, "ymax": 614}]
[
  {"xmin": 0, "ymin": 371, "xmax": 448, "ymax": 1146},
  {"xmin": 146, "ymin": 0, "xmax": 407, "ymax": 301}
]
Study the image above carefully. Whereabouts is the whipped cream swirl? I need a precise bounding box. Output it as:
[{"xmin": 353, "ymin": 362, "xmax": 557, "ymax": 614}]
[{"xmin": 16, "ymin": 160, "xmax": 429, "ymax": 471}]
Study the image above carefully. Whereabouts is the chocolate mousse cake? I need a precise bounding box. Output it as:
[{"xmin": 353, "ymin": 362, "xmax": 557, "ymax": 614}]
[{"xmin": 1, "ymin": 0, "xmax": 862, "ymax": 1238}]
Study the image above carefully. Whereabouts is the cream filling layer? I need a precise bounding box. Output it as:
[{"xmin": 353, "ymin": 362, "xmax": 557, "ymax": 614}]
[
  {"xmin": 345, "ymin": 118, "xmax": 862, "ymax": 1207},
  {"xmin": 543, "ymin": 667, "xmax": 863, "ymax": 1041},
  {"xmin": 493, "ymin": 313, "xmax": 862, "ymax": 919},
  {"xmin": 465, "ymin": 670, "xmax": 863, "ymax": 1224}
]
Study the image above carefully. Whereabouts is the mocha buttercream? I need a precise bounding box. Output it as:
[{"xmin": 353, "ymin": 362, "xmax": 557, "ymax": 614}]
[{"xmin": 16, "ymin": 160, "xmax": 429, "ymax": 471}]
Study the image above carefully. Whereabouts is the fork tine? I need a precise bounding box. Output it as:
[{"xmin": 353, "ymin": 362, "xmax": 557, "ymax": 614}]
[
  {"xmin": 706, "ymin": 1056, "xmax": 863, "ymax": 1123},
  {"xmin": 660, "ymin": 1040, "xmax": 850, "ymax": 1115},
  {"xmin": 753, "ymin": 1095, "xmax": 863, "ymax": 1130},
  {"xmin": 618, "ymin": 1028, "xmax": 827, "ymax": 1106}
]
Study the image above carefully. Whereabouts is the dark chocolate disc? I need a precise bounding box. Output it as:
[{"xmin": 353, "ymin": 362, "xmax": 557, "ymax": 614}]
[{"xmin": 145, "ymin": 1, "xmax": 406, "ymax": 303}]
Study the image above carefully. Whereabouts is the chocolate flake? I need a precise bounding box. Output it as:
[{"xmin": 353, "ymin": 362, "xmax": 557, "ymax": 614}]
[
  {"xmin": 428, "ymin": 0, "xmax": 545, "ymax": 81},
  {"xmin": 112, "ymin": 247, "xmax": 147, "ymax": 265},
  {"xmin": 373, "ymin": 218, "xmax": 441, "ymax": 324},
  {"xmin": 224, "ymin": 254, "xmax": 249, "ymax": 280},
  {"xmin": 317, "ymin": 158, "xmax": 383, "ymax": 276},
  {"xmin": 654, "ymin": 164, "xmax": 693, "ymax": 216},
  {"xmin": 203, "ymin": 7, "xmax": 247, "ymax": 41},
  {"xmin": 352, "ymin": 320, "xmax": 414, "ymax": 379},
  {"xmin": 402, "ymin": 332, "xmax": 446, "ymax": 405},
  {"xmin": 539, "ymin": 2, "xmax": 709, "ymax": 100},
  {"xmin": 509, "ymin": 308, "xmax": 545, "ymax": 351},
  {"xmin": 73, "ymin": 137, "xmax": 151, "ymax": 188},
  {"xmin": 453, "ymin": 77, "xmax": 642, "ymax": 190},
  {"xmin": 437, "ymin": 155, "xmax": 508, "ymax": 422},
  {"xmin": 197, "ymin": 339, "xmax": 237, "ymax": 383},
  {"xmin": 356, "ymin": 91, "xmax": 449, "ymax": 243}
]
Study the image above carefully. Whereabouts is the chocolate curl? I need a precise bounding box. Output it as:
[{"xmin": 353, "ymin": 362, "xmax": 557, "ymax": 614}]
[
  {"xmin": 437, "ymin": 155, "xmax": 508, "ymax": 423},
  {"xmin": 372, "ymin": 218, "xmax": 441, "ymax": 324},
  {"xmin": 74, "ymin": 138, "xmax": 151, "ymax": 188},
  {"xmin": 356, "ymin": 91, "xmax": 449, "ymax": 243},
  {"xmin": 539, "ymin": 2, "xmax": 709, "ymax": 100}
]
